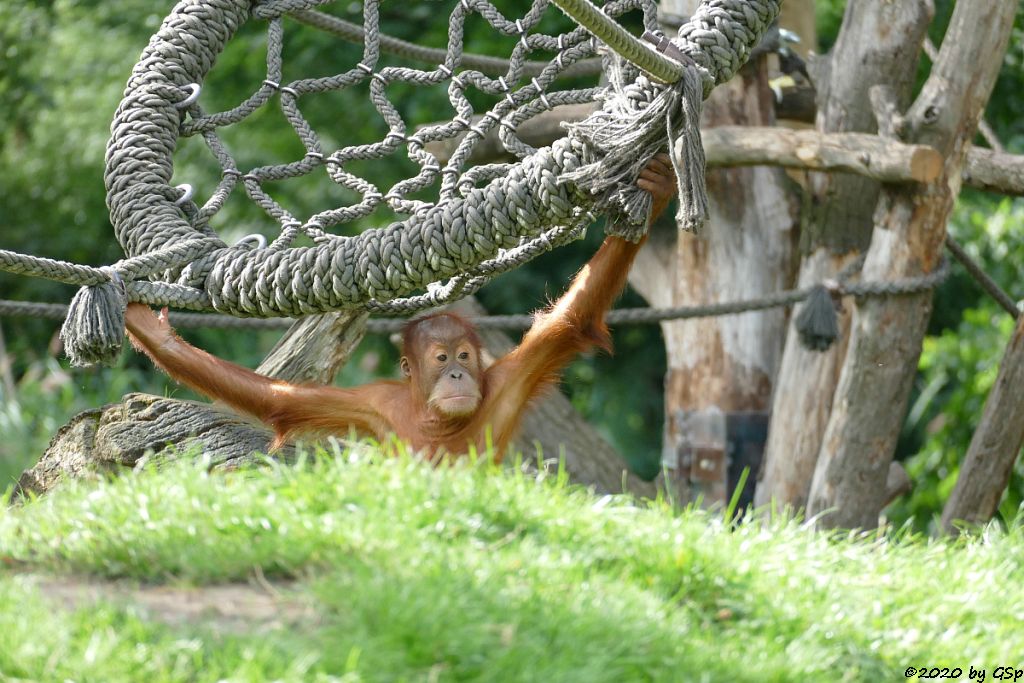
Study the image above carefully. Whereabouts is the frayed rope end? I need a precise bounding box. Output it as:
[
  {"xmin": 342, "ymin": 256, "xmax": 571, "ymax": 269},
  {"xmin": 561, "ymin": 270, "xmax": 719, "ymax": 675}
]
[
  {"xmin": 59, "ymin": 269, "xmax": 128, "ymax": 367},
  {"xmin": 562, "ymin": 55, "xmax": 709, "ymax": 240}
]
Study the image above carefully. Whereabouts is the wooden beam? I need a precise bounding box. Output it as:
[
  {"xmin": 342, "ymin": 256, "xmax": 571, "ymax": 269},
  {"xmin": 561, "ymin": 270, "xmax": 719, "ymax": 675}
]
[
  {"xmin": 256, "ymin": 312, "xmax": 369, "ymax": 383},
  {"xmin": 426, "ymin": 108, "xmax": 1023, "ymax": 195},
  {"xmin": 963, "ymin": 148, "xmax": 1024, "ymax": 197},
  {"xmin": 757, "ymin": 1, "xmax": 933, "ymax": 515},
  {"xmin": 702, "ymin": 127, "xmax": 942, "ymax": 184}
]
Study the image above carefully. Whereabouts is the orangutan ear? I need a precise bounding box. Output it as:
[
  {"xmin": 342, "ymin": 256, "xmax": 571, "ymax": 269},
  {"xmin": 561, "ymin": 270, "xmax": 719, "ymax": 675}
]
[{"xmin": 400, "ymin": 356, "xmax": 412, "ymax": 377}]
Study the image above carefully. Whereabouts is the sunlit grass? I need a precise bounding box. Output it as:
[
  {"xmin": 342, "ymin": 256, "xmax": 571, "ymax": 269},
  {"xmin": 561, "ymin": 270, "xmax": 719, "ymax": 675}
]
[{"xmin": 1, "ymin": 446, "xmax": 1023, "ymax": 682}]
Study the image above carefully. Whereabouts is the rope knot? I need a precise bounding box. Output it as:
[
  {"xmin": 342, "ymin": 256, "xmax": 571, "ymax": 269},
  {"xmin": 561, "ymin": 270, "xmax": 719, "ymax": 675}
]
[
  {"xmin": 794, "ymin": 256, "xmax": 867, "ymax": 352},
  {"xmin": 795, "ymin": 283, "xmax": 842, "ymax": 352},
  {"xmin": 60, "ymin": 266, "xmax": 130, "ymax": 367},
  {"xmin": 560, "ymin": 50, "xmax": 709, "ymax": 241}
]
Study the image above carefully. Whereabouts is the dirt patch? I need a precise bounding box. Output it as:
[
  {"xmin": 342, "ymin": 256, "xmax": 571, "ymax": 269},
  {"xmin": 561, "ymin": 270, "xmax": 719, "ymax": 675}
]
[{"xmin": 22, "ymin": 572, "xmax": 319, "ymax": 634}]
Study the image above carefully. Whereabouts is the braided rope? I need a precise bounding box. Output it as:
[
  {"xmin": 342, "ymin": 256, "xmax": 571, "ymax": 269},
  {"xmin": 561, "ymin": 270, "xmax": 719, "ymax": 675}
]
[
  {"xmin": 0, "ymin": 257, "xmax": 955, "ymax": 335},
  {"xmin": 0, "ymin": 0, "xmax": 780, "ymax": 365},
  {"xmin": 101, "ymin": 0, "xmax": 779, "ymax": 319}
]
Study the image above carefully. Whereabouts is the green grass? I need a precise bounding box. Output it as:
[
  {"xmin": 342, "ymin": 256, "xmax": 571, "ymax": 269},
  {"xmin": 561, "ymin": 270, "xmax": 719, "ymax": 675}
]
[{"xmin": 1, "ymin": 447, "xmax": 1023, "ymax": 682}]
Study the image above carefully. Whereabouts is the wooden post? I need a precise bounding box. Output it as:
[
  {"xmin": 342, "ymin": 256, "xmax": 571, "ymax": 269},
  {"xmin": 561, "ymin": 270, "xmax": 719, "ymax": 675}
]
[
  {"xmin": 806, "ymin": 0, "xmax": 1018, "ymax": 529},
  {"xmin": 756, "ymin": 1, "xmax": 933, "ymax": 513},
  {"xmin": 634, "ymin": 0, "xmax": 798, "ymax": 507},
  {"xmin": 941, "ymin": 315, "xmax": 1024, "ymax": 533}
]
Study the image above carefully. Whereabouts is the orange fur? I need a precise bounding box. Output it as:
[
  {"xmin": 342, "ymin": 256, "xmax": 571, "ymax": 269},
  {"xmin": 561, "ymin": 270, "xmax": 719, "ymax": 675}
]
[
  {"xmin": 125, "ymin": 158, "xmax": 672, "ymax": 461},
  {"xmin": 124, "ymin": 235, "xmax": 642, "ymax": 461}
]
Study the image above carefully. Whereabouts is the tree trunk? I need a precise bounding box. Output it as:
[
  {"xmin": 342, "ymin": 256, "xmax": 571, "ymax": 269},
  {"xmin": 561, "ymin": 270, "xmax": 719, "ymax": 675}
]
[
  {"xmin": 806, "ymin": 0, "xmax": 1018, "ymax": 529},
  {"xmin": 256, "ymin": 312, "xmax": 369, "ymax": 383},
  {"xmin": 637, "ymin": 0, "xmax": 799, "ymax": 507},
  {"xmin": 756, "ymin": 1, "xmax": 932, "ymax": 512},
  {"xmin": 941, "ymin": 315, "xmax": 1024, "ymax": 533}
]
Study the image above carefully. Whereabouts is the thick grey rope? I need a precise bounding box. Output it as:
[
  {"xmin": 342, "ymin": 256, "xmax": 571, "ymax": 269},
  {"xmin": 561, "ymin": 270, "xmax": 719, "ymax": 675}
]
[
  {"xmin": 103, "ymin": 0, "xmax": 779, "ymax": 317},
  {"xmin": 0, "ymin": 242, "xmax": 216, "ymax": 303},
  {"xmin": 0, "ymin": 0, "xmax": 779, "ymax": 365},
  {"xmin": 0, "ymin": 258, "xmax": 953, "ymax": 334},
  {"xmin": 106, "ymin": 0, "xmax": 638, "ymax": 304}
]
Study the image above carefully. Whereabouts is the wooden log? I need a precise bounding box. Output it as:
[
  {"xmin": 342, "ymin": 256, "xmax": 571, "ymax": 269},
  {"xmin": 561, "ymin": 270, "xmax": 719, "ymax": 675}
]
[
  {"xmin": 702, "ymin": 127, "xmax": 942, "ymax": 184},
  {"xmin": 941, "ymin": 315, "xmax": 1024, "ymax": 533},
  {"xmin": 756, "ymin": 0, "xmax": 933, "ymax": 513},
  {"xmin": 963, "ymin": 148, "xmax": 1024, "ymax": 198},
  {"xmin": 426, "ymin": 103, "xmax": 1024, "ymax": 196},
  {"xmin": 634, "ymin": 0, "xmax": 798, "ymax": 508},
  {"xmin": 256, "ymin": 312, "xmax": 369, "ymax": 383},
  {"xmin": 15, "ymin": 394, "xmax": 281, "ymax": 497},
  {"xmin": 15, "ymin": 312, "xmax": 370, "ymax": 497},
  {"xmin": 806, "ymin": 0, "xmax": 1018, "ymax": 530}
]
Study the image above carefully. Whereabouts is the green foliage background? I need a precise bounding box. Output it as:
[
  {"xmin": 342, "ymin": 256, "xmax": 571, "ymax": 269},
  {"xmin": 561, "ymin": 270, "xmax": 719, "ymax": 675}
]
[{"xmin": 1, "ymin": 0, "xmax": 1022, "ymax": 531}]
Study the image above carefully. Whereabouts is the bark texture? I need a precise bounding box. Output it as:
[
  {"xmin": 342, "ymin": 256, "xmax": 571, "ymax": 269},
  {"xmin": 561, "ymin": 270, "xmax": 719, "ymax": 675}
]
[
  {"xmin": 16, "ymin": 311, "xmax": 364, "ymax": 497},
  {"xmin": 806, "ymin": 0, "xmax": 1018, "ymax": 529},
  {"xmin": 16, "ymin": 393, "xmax": 281, "ymax": 497},
  {"xmin": 256, "ymin": 312, "xmax": 369, "ymax": 383},
  {"xmin": 636, "ymin": 0, "xmax": 798, "ymax": 507},
  {"xmin": 430, "ymin": 103, "xmax": 1024, "ymax": 194},
  {"xmin": 756, "ymin": 0, "xmax": 932, "ymax": 512},
  {"xmin": 702, "ymin": 127, "xmax": 942, "ymax": 184},
  {"xmin": 963, "ymin": 149, "xmax": 1024, "ymax": 198}
]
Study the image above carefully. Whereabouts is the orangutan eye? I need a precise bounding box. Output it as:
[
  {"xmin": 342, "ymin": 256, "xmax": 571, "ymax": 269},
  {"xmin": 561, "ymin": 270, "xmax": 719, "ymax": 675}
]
[
  {"xmin": 458, "ymin": 351, "xmax": 470, "ymax": 361},
  {"xmin": 436, "ymin": 353, "xmax": 447, "ymax": 362}
]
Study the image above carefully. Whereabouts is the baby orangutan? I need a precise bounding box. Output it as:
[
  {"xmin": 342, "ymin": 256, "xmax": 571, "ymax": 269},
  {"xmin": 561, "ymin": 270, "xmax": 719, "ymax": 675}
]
[{"xmin": 125, "ymin": 155, "xmax": 676, "ymax": 459}]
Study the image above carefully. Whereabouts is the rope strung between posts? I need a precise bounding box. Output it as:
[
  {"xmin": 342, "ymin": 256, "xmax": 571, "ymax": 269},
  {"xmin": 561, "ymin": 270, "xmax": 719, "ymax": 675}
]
[
  {"xmin": 0, "ymin": 0, "xmax": 782, "ymax": 368},
  {"xmin": 0, "ymin": 254, "xmax": 958, "ymax": 341}
]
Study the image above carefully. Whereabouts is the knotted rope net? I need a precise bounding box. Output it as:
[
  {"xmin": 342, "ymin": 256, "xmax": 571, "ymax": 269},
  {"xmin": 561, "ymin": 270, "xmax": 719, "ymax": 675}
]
[{"xmin": 1, "ymin": 0, "xmax": 781, "ymax": 365}]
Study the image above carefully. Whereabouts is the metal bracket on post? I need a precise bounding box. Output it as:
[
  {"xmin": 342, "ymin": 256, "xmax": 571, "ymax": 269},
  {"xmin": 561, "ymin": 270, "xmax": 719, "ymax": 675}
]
[
  {"xmin": 662, "ymin": 407, "xmax": 770, "ymax": 510},
  {"xmin": 641, "ymin": 30, "xmax": 695, "ymax": 69}
]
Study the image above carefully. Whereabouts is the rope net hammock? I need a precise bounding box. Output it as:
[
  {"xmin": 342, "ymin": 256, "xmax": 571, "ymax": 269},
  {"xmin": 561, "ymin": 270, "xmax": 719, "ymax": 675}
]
[{"xmin": 0, "ymin": 0, "xmax": 781, "ymax": 365}]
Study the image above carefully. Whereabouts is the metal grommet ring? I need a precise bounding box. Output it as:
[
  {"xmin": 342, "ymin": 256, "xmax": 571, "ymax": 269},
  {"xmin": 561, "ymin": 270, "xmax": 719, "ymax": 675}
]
[
  {"xmin": 100, "ymin": 266, "xmax": 127, "ymax": 297},
  {"xmin": 173, "ymin": 183, "xmax": 194, "ymax": 205},
  {"xmin": 175, "ymin": 83, "xmax": 201, "ymax": 109},
  {"xmin": 235, "ymin": 233, "xmax": 268, "ymax": 250}
]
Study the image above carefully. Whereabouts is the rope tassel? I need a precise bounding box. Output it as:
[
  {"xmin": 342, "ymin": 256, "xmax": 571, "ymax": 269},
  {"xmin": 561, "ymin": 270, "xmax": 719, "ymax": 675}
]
[
  {"xmin": 60, "ymin": 269, "xmax": 128, "ymax": 367},
  {"xmin": 795, "ymin": 283, "xmax": 840, "ymax": 352},
  {"xmin": 562, "ymin": 56, "xmax": 709, "ymax": 240}
]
